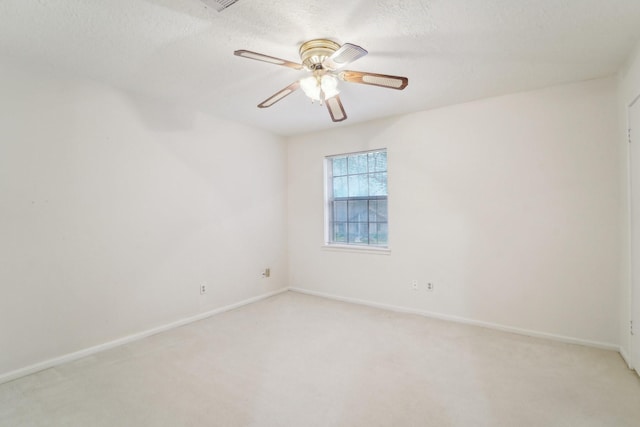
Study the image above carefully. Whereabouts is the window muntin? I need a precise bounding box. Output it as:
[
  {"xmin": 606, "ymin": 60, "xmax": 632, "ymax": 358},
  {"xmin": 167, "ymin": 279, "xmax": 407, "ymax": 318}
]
[{"xmin": 326, "ymin": 150, "xmax": 388, "ymax": 247}]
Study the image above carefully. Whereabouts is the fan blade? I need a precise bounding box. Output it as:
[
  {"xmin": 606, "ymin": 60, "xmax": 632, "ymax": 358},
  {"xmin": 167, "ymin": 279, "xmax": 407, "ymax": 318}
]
[
  {"xmin": 258, "ymin": 81, "xmax": 300, "ymax": 108},
  {"xmin": 234, "ymin": 50, "xmax": 303, "ymax": 70},
  {"xmin": 323, "ymin": 43, "xmax": 368, "ymax": 70},
  {"xmin": 339, "ymin": 70, "xmax": 408, "ymax": 90},
  {"xmin": 325, "ymin": 95, "xmax": 347, "ymax": 122}
]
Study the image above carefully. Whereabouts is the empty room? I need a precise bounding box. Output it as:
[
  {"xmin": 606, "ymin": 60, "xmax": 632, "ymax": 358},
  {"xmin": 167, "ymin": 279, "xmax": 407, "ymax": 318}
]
[{"xmin": 2, "ymin": 0, "xmax": 640, "ymax": 425}]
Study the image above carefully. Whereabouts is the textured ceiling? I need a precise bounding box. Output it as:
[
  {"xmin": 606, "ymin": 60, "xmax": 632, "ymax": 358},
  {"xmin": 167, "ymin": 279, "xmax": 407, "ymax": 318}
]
[{"xmin": 1, "ymin": 0, "xmax": 640, "ymax": 136}]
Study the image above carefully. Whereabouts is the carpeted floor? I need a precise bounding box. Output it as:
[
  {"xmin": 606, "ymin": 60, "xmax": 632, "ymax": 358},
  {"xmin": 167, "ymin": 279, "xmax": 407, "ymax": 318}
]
[{"xmin": 1, "ymin": 291, "xmax": 639, "ymax": 426}]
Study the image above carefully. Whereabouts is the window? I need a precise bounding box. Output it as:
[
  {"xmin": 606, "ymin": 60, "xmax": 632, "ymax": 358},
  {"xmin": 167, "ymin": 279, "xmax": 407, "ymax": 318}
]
[{"xmin": 325, "ymin": 149, "xmax": 388, "ymax": 247}]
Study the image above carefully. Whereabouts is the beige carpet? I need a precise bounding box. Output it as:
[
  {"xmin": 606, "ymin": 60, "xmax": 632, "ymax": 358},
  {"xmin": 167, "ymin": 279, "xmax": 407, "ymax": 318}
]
[{"xmin": 1, "ymin": 291, "xmax": 639, "ymax": 426}]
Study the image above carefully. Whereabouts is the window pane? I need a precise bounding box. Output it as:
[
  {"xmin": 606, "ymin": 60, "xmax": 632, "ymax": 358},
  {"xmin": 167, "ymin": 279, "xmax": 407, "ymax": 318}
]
[
  {"xmin": 369, "ymin": 200, "xmax": 377, "ymax": 222},
  {"xmin": 348, "ymin": 200, "xmax": 368, "ymax": 222},
  {"xmin": 332, "ymin": 157, "xmax": 347, "ymax": 176},
  {"xmin": 369, "ymin": 222, "xmax": 388, "ymax": 245},
  {"xmin": 348, "ymin": 154, "xmax": 368, "ymax": 174},
  {"xmin": 369, "ymin": 172, "xmax": 387, "ymax": 196},
  {"xmin": 348, "ymin": 223, "xmax": 368, "ymax": 244},
  {"xmin": 376, "ymin": 199, "xmax": 388, "ymax": 222},
  {"xmin": 368, "ymin": 151, "xmax": 387, "ymax": 172},
  {"xmin": 333, "ymin": 176, "xmax": 348, "ymax": 197},
  {"xmin": 348, "ymin": 174, "xmax": 368, "ymax": 197},
  {"xmin": 369, "ymin": 223, "xmax": 379, "ymax": 245},
  {"xmin": 369, "ymin": 199, "xmax": 388, "ymax": 222},
  {"xmin": 333, "ymin": 201, "xmax": 347, "ymax": 222},
  {"xmin": 333, "ymin": 222, "xmax": 347, "ymax": 243},
  {"xmin": 326, "ymin": 150, "xmax": 387, "ymax": 247}
]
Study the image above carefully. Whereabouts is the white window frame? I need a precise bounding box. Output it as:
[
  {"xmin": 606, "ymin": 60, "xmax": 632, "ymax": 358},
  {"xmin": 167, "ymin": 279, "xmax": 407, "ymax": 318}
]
[{"xmin": 323, "ymin": 149, "xmax": 390, "ymax": 253}]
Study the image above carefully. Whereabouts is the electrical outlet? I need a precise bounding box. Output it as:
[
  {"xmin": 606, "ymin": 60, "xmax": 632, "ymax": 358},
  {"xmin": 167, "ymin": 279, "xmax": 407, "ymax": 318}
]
[
  {"xmin": 411, "ymin": 280, "xmax": 418, "ymax": 290},
  {"xmin": 426, "ymin": 282, "xmax": 434, "ymax": 292},
  {"xmin": 200, "ymin": 283, "xmax": 207, "ymax": 295},
  {"xmin": 262, "ymin": 268, "xmax": 270, "ymax": 278}
]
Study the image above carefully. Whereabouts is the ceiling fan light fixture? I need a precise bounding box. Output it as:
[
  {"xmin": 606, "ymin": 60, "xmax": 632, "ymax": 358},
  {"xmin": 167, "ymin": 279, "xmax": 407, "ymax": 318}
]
[
  {"xmin": 300, "ymin": 74, "xmax": 340, "ymax": 102},
  {"xmin": 234, "ymin": 38, "xmax": 408, "ymax": 122},
  {"xmin": 300, "ymin": 76, "xmax": 320, "ymax": 100},
  {"xmin": 321, "ymin": 75, "xmax": 340, "ymax": 98}
]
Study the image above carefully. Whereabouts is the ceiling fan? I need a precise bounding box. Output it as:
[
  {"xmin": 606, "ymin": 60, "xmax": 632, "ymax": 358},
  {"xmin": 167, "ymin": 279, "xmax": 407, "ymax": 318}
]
[{"xmin": 234, "ymin": 39, "xmax": 409, "ymax": 122}]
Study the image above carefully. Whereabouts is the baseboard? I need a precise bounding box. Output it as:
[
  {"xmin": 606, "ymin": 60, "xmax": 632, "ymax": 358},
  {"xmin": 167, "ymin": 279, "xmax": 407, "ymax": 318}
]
[
  {"xmin": 0, "ymin": 288, "xmax": 288, "ymax": 385},
  {"xmin": 289, "ymin": 287, "xmax": 619, "ymax": 352},
  {"xmin": 619, "ymin": 346, "xmax": 633, "ymax": 369}
]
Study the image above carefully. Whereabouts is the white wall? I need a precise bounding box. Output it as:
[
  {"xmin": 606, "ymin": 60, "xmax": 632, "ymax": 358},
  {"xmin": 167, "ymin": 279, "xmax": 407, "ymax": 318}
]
[
  {"xmin": 0, "ymin": 57, "xmax": 627, "ymax": 381},
  {"xmin": 618, "ymin": 41, "xmax": 640, "ymax": 362},
  {"xmin": 0, "ymin": 61, "xmax": 288, "ymax": 378},
  {"xmin": 288, "ymin": 77, "xmax": 621, "ymax": 347}
]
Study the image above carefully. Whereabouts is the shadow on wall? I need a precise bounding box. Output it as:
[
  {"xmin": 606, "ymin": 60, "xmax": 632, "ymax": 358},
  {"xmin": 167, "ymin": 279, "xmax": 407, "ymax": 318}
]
[{"xmin": 124, "ymin": 91, "xmax": 198, "ymax": 132}]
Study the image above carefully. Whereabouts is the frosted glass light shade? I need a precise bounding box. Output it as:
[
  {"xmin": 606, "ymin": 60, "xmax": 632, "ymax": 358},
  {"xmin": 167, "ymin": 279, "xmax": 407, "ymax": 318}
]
[
  {"xmin": 300, "ymin": 76, "xmax": 321, "ymax": 100},
  {"xmin": 320, "ymin": 74, "xmax": 339, "ymax": 99},
  {"xmin": 300, "ymin": 74, "xmax": 339, "ymax": 101}
]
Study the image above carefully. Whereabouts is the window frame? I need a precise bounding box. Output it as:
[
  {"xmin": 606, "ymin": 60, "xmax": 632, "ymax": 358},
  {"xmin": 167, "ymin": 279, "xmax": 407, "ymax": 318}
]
[{"xmin": 323, "ymin": 148, "xmax": 390, "ymax": 252}]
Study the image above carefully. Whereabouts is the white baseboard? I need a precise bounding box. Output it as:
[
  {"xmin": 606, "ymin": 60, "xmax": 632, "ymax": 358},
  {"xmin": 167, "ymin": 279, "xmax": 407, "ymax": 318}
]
[
  {"xmin": 0, "ymin": 288, "xmax": 288, "ymax": 385},
  {"xmin": 619, "ymin": 346, "xmax": 633, "ymax": 369},
  {"xmin": 289, "ymin": 287, "xmax": 619, "ymax": 352},
  {"xmin": 2, "ymin": 287, "xmax": 624, "ymax": 385}
]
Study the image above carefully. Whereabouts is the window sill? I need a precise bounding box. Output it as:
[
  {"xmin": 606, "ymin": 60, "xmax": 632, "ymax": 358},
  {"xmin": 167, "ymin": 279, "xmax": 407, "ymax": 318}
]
[{"xmin": 321, "ymin": 244, "xmax": 391, "ymax": 255}]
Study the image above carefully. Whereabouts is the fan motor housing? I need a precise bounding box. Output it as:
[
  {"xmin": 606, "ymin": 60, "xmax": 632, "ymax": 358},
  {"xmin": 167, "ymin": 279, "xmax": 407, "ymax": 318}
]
[{"xmin": 299, "ymin": 39, "xmax": 340, "ymax": 70}]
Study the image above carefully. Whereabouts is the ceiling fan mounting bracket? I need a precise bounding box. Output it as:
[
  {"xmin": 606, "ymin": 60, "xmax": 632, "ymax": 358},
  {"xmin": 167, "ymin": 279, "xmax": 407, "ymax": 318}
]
[{"xmin": 299, "ymin": 39, "xmax": 340, "ymax": 70}]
